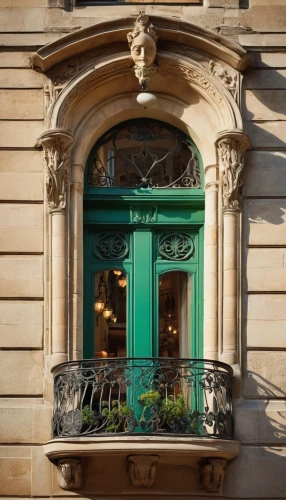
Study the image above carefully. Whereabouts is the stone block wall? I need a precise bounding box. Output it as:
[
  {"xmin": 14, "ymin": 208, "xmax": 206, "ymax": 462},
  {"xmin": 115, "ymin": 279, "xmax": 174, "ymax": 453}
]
[{"xmin": 0, "ymin": 1, "xmax": 285, "ymax": 498}]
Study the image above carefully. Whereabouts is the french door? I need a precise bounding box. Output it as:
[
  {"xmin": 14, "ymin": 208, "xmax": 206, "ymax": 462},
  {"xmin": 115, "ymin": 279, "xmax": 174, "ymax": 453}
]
[{"xmin": 83, "ymin": 222, "xmax": 203, "ymax": 360}]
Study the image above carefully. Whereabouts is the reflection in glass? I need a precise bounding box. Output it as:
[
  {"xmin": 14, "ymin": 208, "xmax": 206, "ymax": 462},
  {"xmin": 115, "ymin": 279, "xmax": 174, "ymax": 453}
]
[
  {"xmin": 94, "ymin": 270, "xmax": 127, "ymax": 358},
  {"xmin": 88, "ymin": 119, "xmax": 201, "ymax": 189},
  {"xmin": 159, "ymin": 271, "xmax": 191, "ymax": 358}
]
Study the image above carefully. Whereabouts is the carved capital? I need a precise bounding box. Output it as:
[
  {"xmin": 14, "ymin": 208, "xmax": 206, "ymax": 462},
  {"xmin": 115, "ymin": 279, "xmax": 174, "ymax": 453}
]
[
  {"xmin": 201, "ymin": 458, "xmax": 227, "ymax": 493},
  {"xmin": 38, "ymin": 129, "xmax": 73, "ymax": 213},
  {"xmin": 57, "ymin": 458, "xmax": 82, "ymax": 490},
  {"xmin": 128, "ymin": 455, "xmax": 159, "ymax": 488},
  {"xmin": 216, "ymin": 130, "xmax": 250, "ymax": 211}
]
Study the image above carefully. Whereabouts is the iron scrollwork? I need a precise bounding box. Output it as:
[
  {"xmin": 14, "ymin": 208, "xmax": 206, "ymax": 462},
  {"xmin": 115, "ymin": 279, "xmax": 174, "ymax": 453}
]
[
  {"xmin": 158, "ymin": 233, "xmax": 194, "ymax": 260},
  {"xmin": 94, "ymin": 233, "xmax": 129, "ymax": 260},
  {"xmin": 52, "ymin": 358, "xmax": 234, "ymax": 440},
  {"xmin": 88, "ymin": 119, "xmax": 201, "ymax": 190}
]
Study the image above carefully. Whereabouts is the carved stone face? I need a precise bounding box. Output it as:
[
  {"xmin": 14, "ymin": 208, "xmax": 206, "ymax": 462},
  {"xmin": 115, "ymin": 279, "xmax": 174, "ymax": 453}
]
[{"xmin": 131, "ymin": 33, "xmax": 156, "ymax": 68}]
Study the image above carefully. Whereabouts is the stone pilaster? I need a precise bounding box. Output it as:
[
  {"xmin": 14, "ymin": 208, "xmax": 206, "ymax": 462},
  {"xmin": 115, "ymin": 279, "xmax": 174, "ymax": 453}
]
[
  {"xmin": 38, "ymin": 129, "xmax": 73, "ymax": 370},
  {"xmin": 216, "ymin": 130, "xmax": 250, "ymax": 366}
]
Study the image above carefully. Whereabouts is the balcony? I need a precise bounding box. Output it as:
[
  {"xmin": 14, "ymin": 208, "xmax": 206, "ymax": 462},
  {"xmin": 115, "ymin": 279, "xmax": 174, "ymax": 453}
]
[{"xmin": 44, "ymin": 358, "xmax": 240, "ymax": 494}]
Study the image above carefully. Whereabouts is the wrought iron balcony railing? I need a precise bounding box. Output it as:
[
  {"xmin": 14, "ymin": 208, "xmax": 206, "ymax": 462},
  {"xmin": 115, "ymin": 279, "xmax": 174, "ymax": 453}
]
[{"xmin": 52, "ymin": 358, "xmax": 234, "ymax": 440}]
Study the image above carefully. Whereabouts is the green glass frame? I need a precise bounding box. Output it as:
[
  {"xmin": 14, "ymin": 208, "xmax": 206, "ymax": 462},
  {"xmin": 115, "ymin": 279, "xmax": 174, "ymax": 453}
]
[{"xmin": 83, "ymin": 119, "xmax": 205, "ymax": 360}]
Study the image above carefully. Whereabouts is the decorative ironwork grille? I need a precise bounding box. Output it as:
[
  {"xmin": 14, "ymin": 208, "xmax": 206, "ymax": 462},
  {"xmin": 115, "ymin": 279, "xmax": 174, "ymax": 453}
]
[
  {"xmin": 52, "ymin": 357, "xmax": 233, "ymax": 439},
  {"xmin": 94, "ymin": 233, "xmax": 129, "ymax": 260},
  {"xmin": 88, "ymin": 119, "xmax": 201, "ymax": 189},
  {"xmin": 158, "ymin": 233, "xmax": 194, "ymax": 260}
]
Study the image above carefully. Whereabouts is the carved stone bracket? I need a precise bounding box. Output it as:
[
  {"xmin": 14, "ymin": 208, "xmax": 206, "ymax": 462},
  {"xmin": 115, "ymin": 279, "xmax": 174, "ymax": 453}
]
[
  {"xmin": 38, "ymin": 130, "xmax": 74, "ymax": 213},
  {"xmin": 201, "ymin": 458, "xmax": 227, "ymax": 493},
  {"xmin": 216, "ymin": 130, "xmax": 250, "ymax": 211},
  {"xmin": 128, "ymin": 455, "xmax": 159, "ymax": 488},
  {"xmin": 57, "ymin": 458, "xmax": 82, "ymax": 490}
]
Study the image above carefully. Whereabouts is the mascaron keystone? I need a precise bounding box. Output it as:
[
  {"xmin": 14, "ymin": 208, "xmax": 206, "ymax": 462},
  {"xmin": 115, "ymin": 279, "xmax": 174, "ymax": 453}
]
[{"xmin": 127, "ymin": 12, "xmax": 158, "ymax": 91}]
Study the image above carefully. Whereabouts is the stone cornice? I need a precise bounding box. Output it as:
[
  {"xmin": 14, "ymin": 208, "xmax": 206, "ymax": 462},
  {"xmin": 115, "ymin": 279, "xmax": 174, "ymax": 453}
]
[{"xmin": 31, "ymin": 17, "xmax": 251, "ymax": 74}]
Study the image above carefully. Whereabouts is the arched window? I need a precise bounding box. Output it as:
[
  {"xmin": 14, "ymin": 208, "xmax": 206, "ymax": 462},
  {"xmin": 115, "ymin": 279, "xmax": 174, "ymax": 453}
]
[{"xmin": 83, "ymin": 119, "xmax": 204, "ymax": 360}]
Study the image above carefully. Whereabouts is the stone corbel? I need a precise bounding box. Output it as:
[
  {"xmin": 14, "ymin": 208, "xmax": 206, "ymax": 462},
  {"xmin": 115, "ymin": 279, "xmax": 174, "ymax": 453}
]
[
  {"xmin": 128, "ymin": 455, "xmax": 159, "ymax": 488},
  {"xmin": 38, "ymin": 129, "xmax": 74, "ymax": 213},
  {"xmin": 57, "ymin": 458, "xmax": 82, "ymax": 490},
  {"xmin": 201, "ymin": 458, "xmax": 227, "ymax": 493}
]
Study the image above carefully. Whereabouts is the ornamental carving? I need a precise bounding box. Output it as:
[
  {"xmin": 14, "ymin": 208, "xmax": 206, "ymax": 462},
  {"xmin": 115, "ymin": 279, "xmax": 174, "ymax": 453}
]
[
  {"xmin": 201, "ymin": 458, "xmax": 227, "ymax": 493},
  {"xmin": 209, "ymin": 60, "xmax": 237, "ymax": 100},
  {"xmin": 216, "ymin": 132, "xmax": 250, "ymax": 211},
  {"xmin": 158, "ymin": 58, "xmax": 224, "ymax": 108},
  {"xmin": 128, "ymin": 455, "xmax": 159, "ymax": 488},
  {"xmin": 57, "ymin": 458, "xmax": 82, "ymax": 490},
  {"xmin": 131, "ymin": 207, "xmax": 157, "ymax": 224},
  {"xmin": 158, "ymin": 233, "xmax": 194, "ymax": 261},
  {"xmin": 94, "ymin": 233, "xmax": 129, "ymax": 260},
  {"xmin": 127, "ymin": 12, "xmax": 158, "ymax": 90},
  {"xmin": 38, "ymin": 130, "xmax": 73, "ymax": 212}
]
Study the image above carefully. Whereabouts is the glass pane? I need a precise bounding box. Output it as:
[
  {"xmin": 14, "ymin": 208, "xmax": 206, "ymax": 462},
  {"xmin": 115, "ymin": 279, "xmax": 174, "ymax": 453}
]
[
  {"xmin": 88, "ymin": 119, "xmax": 200, "ymax": 189},
  {"xmin": 158, "ymin": 271, "xmax": 191, "ymax": 358},
  {"xmin": 94, "ymin": 270, "xmax": 127, "ymax": 357}
]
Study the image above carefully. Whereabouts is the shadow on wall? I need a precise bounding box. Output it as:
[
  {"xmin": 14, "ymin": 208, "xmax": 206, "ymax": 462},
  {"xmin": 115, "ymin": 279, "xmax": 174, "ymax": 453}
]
[{"xmin": 224, "ymin": 374, "xmax": 286, "ymax": 498}]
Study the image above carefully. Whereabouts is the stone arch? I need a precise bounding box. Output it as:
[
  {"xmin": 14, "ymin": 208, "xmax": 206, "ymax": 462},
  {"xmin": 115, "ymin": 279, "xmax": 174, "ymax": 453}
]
[{"xmin": 34, "ymin": 17, "xmax": 250, "ymax": 398}]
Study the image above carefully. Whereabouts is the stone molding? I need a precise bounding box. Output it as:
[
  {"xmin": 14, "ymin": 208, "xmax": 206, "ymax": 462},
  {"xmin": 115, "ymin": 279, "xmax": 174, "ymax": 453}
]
[
  {"xmin": 38, "ymin": 129, "xmax": 74, "ymax": 213},
  {"xmin": 201, "ymin": 458, "xmax": 227, "ymax": 493},
  {"xmin": 216, "ymin": 130, "xmax": 250, "ymax": 211},
  {"xmin": 57, "ymin": 458, "xmax": 82, "ymax": 490},
  {"xmin": 127, "ymin": 455, "xmax": 159, "ymax": 488},
  {"xmin": 31, "ymin": 17, "xmax": 251, "ymax": 73}
]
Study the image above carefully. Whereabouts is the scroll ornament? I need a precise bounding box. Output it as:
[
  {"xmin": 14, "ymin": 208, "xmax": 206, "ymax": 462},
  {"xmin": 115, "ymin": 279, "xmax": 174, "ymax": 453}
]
[
  {"xmin": 38, "ymin": 130, "xmax": 73, "ymax": 212},
  {"xmin": 209, "ymin": 60, "xmax": 237, "ymax": 99},
  {"xmin": 217, "ymin": 133, "xmax": 250, "ymax": 211}
]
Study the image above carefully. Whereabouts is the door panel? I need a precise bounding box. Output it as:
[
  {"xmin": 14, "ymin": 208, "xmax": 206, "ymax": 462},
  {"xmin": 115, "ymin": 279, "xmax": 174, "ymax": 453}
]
[{"xmin": 84, "ymin": 224, "xmax": 203, "ymax": 360}]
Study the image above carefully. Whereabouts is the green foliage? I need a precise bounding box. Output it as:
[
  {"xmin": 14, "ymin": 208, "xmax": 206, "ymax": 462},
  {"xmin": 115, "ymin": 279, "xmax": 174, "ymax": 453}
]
[
  {"xmin": 160, "ymin": 394, "xmax": 187, "ymax": 421},
  {"xmin": 81, "ymin": 405, "xmax": 98, "ymax": 425},
  {"xmin": 138, "ymin": 390, "xmax": 162, "ymax": 407},
  {"xmin": 101, "ymin": 400, "xmax": 134, "ymax": 432}
]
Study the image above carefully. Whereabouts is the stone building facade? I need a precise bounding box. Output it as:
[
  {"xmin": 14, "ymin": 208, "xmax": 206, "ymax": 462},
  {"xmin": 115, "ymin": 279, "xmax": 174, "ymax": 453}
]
[{"xmin": 0, "ymin": 1, "xmax": 285, "ymax": 499}]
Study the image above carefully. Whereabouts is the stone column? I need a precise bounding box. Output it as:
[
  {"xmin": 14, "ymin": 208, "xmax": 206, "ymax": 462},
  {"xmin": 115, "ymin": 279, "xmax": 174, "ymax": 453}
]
[
  {"xmin": 204, "ymin": 164, "xmax": 219, "ymax": 360},
  {"xmin": 70, "ymin": 164, "xmax": 84, "ymax": 360},
  {"xmin": 216, "ymin": 130, "xmax": 250, "ymax": 366},
  {"xmin": 38, "ymin": 129, "xmax": 74, "ymax": 368}
]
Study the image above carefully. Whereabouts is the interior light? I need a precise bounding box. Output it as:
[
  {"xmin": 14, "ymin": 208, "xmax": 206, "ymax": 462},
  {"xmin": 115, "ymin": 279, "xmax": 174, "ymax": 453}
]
[
  {"xmin": 110, "ymin": 313, "xmax": 117, "ymax": 323},
  {"xmin": 94, "ymin": 298, "xmax": 105, "ymax": 314},
  {"xmin": 118, "ymin": 275, "xmax": 127, "ymax": 288},
  {"xmin": 113, "ymin": 270, "xmax": 122, "ymax": 276},
  {"xmin": 102, "ymin": 306, "xmax": 113, "ymax": 319}
]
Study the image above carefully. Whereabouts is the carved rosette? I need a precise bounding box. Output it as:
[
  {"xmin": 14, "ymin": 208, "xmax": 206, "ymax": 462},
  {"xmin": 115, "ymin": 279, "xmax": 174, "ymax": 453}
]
[
  {"xmin": 128, "ymin": 455, "xmax": 159, "ymax": 488},
  {"xmin": 201, "ymin": 458, "xmax": 227, "ymax": 493},
  {"xmin": 57, "ymin": 458, "xmax": 82, "ymax": 490},
  {"xmin": 38, "ymin": 129, "xmax": 74, "ymax": 213},
  {"xmin": 216, "ymin": 130, "xmax": 250, "ymax": 211}
]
